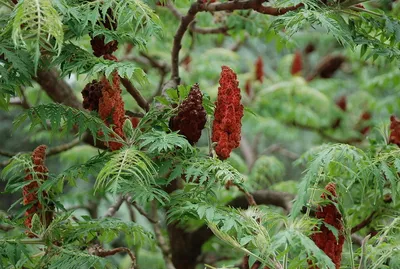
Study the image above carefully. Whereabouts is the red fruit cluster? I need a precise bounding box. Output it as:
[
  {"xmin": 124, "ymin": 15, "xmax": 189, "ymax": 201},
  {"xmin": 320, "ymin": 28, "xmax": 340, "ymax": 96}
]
[
  {"xmin": 170, "ymin": 83, "xmax": 207, "ymax": 144},
  {"xmin": 98, "ymin": 73, "xmax": 126, "ymax": 151},
  {"xmin": 81, "ymin": 73, "xmax": 132, "ymax": 151},
  {"xmin": 389, "ymin": 115, "xmax": 400, "ymax": 146},
  {"xmin": 90, "ymin": 8, "xmax": 118, "ymax": 57},
  {"xmin": 82, "ymin": 80, "xmax": 103, "ymax": 111},
  {"xmin": 291, "ymin": 51, "xmax": 303, "ymax": 75},
  {"xmin": 91, "ymin": 36, "xmax": 118, "ymax": 58},
  {"xmin": 310, "ymin": 183, "xmax": 344, "ymax": 269},
  {"xmin": 255, "ymin": 56, "xmax": 264, "ymax": 82},
  {"xmin": 23, "ymin": 145, "xmax": 49, "ymax": 230},
  {"xmin": 212, "ymin": 66, "xmax": 244, "ymax": 160}
]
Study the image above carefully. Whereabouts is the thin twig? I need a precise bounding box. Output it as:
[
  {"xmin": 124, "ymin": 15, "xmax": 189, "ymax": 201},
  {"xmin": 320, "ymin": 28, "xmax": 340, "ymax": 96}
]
[
  {"xmin": 89, "ymin": 244, "xmax": 136, "ymax": 269},
  {"xmin": 0, "ymin": 150, "xmax": 14, "ymax": 158},
  {"xmin": 351, "ymin": 211, "xmax": 376, "ymax": 234},
  {"xmin": 189, "ymin": 23, "xmax": 229, "ymax": 35},
  {"xmin": 139, "ymin": 52, "xmax": 170, "ymax": 73},
  {"xmin": 47, "ymin": 137, "xmax": 82, "ymax": 157},
  {"xmin": 0, "ymin": 137, "xmax": 83, "ymax": 167},
  {"xmin": 235, "ymin": 184, "xmax": 257, "ymax": 206},
  {"xmin": 104, "ymin": 195, "xmax": 125, "ymax": 218},
  {"xmin": 148, "ymin": 71, "xmax": 167, "ymax": 103},
  {"xmin": 125, "ymin": 110, "xmax": 145, "ymax": 118},
  {"xmin": 166, "ymin": 0, "xmax": 183, "ymax": 19},
  {"xmin": 230, "ymin": 34, "xmax": 248, "ymax": 52},
  {"xmin": 168, "ymin": 0, "xmax": 302, "ymax": 90},
  {"xmin": 131, "ymin": 201, "xmax": 158, "ymax": 224},
  {"xmin": 262, "ymin": 144, "xmax": 299, "ymax": 160},
  {"xmin": 289, "ymin": 121, "xmax": 362, "ymax": 144},
  {"xmin": 0, "ymin": 224, "xmax": 14, "ymax": 232},
  {"xmin": 126, "ymin": 201, "xmax": 136, "ymax": 222},
  {"xmin": 240, "ymin": 135, "xmax": 256, "ymax": 169}
]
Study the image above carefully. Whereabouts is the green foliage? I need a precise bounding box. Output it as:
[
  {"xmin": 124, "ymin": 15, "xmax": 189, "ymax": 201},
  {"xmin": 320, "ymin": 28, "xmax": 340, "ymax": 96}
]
[
  {"xmin": 59, "ymin": 217, "xmax": 154, "ymax": 247},
  {"xmin": 53, "ymin": 0, "xmax": 161, "ymax": 38},
  {"xmin": 95, "ymin": 147, "xmax": 169, "ymax": 204},
  {"xmin": 10, "ymin": 0, "xmax": 63, "ymax": 71},
  {"xmin": 138, "ymin": 130, "xmax": 193, "ymax": 155},
  {"xmin": 250, "ymin": 156, "xmax": 285, "ymax": 188},
  {"xmin": 177, "ymin": 156, "xmax": 245, "ymax": 189},
  {"xmin": 44, "ymin": 247, "xmax": 105, "ymax": 269},
  {"xmin": 14, "ymin": 103, "xmax": 117, "ymax": 143},
  {"xmin": 53, "ymin": 44, "xmax": 148, "ymax": 84},
  {"xmin": 0, "ymin": 42, "xmax": 34, "ymax": 110},
  {"xmin": 2, "ymin": 0, "xmax": 400, "ymax": 268}
]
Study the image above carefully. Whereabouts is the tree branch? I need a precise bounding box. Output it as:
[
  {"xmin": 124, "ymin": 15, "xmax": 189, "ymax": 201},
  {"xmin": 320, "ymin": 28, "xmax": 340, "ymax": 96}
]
[
  {"xmin": 169, "ymin": 0, "xmax": 302, "ymax": 89},
  {"xmin": 104, "ymin": 195, "xmax": 125, "ymax": 218},
  {"xmin": 0, "ymin": 137, "xmax": 83, "ymax": 168},
  {"xmin": 120, "ymin": 77, "xmax": 150, "ymax": 112},
  {"xmin": 46, "ymin": 137, "xmax": 82, "ymax": 156},
  {"xmin": 35, "ymin": 69, "xmax": 82, "ymax": 109},
  {"xmin": 351, "ymin": 211, "xmax": 376, "ymax": 234},
  {"xmin": 189, "ymin": 23, "xmax": 229, "ymax": 35},
  {"xmin": 228, "ymin": 189, "xmax": 294, "ymax": 212},
  {"xmin": 289, "ymin": 121, "xmax": 362, "ymax": 144},
  {"xmin": 89, "ymin": 244, "xmax": 136, "ymax": 268},
  {"xmin": 131, "ymin": 201, "xmax": 158, "ymax": 224}
]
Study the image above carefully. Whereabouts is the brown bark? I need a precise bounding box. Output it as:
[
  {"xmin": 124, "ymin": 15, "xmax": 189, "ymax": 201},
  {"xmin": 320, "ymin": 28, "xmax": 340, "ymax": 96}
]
[{"xmin": 35, "ymin": 69, "xmax": 82, "ymax": 109}]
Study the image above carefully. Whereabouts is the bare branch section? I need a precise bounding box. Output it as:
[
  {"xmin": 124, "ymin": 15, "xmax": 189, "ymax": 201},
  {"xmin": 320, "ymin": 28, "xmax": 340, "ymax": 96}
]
[
  {"xmin": 132, "ymin": 201, "xmax": 158, "ymax": 224},
  {"xmin": 104, "ymin": 195, "xmax": 125, "ymax": 218},
  {"xmin": 120, "ymin": 77, "xmax": 150, "ymax": 112},
  {"xmin": 89, "ymin": 244, "xmax": 136, "ymax": 268},
  {"xmin": 35, "ymin": 69, "xmax": 82, "ymax": 109},
  {"xmin": 0, "ymin": 137, "xmax": 84, "ymax": 168},
  {"xmin": 351, "ymin": 211, "xmax": 376, "ymax": 234},
  {"xmin": 289, "ymin": 121, "xmax": 363, "ymax": 144},
  {"xmin": 169, "ymin": 0, "xmax": 303, "ymax": 87}
]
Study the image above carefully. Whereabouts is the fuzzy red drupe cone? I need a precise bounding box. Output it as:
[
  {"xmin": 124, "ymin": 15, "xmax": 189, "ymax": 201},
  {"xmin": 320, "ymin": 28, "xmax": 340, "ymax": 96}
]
[
  {"xmin": 170, "ymin": 83, "xmax": 207, "ymax": 144},
  {"xmin": 23, "ymin": 145, "xmax": 51, "ymax": 232},
  {"xmin": 389, "ymin": 115, "xmax": 400, "ymax": 146},
  {"xmin": 98, "ymin": 73, "xmax": 126, "ymax": 151},
  {"xmin": 291, "ymin": 51, "xmax": 303, "ymax": 75},
  {"xmin": 91, "ymin": 36, "xmax": 118, "ymax": 58},
  {"xmin": 82, "ymin": 80, "xmax": 103, "ymax": 111},
  {"xmin": 90, "ymin": 8, "xmax": 118, "ymax": 57},
  {"xmin": 255, "ymin": 56, "xmax": 264, "ymax": 82},
  {"xmin": 212, "ymin": 66, "xmax": 244, "ymax": 160},
  {"xmin": 310, "ymin": 183, "xmax": 344, "ymax": 269}
]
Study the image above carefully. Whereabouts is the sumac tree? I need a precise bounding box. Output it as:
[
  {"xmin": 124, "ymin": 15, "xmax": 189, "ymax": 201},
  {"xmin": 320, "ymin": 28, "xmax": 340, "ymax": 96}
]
[{"xmin": 1, "ymin": 0, "xmax": 400, "ymax": 269}]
